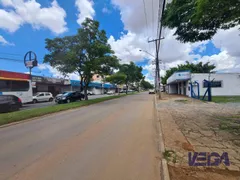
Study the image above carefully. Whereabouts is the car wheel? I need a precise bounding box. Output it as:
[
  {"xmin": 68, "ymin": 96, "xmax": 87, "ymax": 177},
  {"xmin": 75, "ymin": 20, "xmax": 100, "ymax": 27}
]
[
  {"xmin": 49, "ymin": 98, "xmax": 53, "ymax": 102},
  {"xmin": 67, "ymin": 99, "xmax": 71, "ymax": 103},
  {"xmin": 33, "ymin": 99, "xmax": 37, "ymax": 104}
]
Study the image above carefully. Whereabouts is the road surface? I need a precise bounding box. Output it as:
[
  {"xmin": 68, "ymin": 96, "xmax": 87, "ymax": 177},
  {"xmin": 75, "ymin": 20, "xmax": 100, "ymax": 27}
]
[
  {"xmin": 0, "ymin": 93, "xmax": 160, "ymax": 180},
  {"xmin": 21, "ymin": 94, "xmax": 117, "ymax": 111}
]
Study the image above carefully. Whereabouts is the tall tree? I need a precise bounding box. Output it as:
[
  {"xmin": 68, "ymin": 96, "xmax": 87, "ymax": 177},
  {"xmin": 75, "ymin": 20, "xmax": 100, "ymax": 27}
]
[
  {"xmin": 105, "ymin": 73, "xmax": 127, "ymax": 94},
  {"xmin": 119, "ymin": 62, "xmax": 143, "ymax": 94},
  {"xmin": 140, "ymin": 78, "xmax": 154, "ymax": 90},
  {"xmin": 161, "ymin": 61, "xmax": 216, "ymax": 84},
  {"xmin": 44, "ymin": 18, "xmax": 119, "ymax": 100},
  {"xmin": 162, "ymin": 0, "xmax": 240, "ymax": 42}
]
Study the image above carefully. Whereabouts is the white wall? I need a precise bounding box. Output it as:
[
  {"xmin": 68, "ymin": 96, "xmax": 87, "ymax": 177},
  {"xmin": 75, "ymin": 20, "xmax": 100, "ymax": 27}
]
[
  {"xmin": 191, "ymin": 73, "xmax": 240, "ymax": 96},
  {"xmin": 92, "ymin": 88, "xmax": 102, "ymax": 95}
]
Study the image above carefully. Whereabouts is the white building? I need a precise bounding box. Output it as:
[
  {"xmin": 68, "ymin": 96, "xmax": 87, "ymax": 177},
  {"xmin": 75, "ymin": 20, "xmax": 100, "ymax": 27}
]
[{"xmin": 166, "ymin": 71, "xmax": 240, "ymax": 97}]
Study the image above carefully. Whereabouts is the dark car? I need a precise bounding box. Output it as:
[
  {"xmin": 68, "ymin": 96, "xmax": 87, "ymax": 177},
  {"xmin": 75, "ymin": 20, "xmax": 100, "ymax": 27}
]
[
  {"xmin": 0, "ymin": 95, "xmax": 22, "ymax": 113},
  {"xmin": 55, "ymin": 91, "xmax": 85, "ymax": 104}
]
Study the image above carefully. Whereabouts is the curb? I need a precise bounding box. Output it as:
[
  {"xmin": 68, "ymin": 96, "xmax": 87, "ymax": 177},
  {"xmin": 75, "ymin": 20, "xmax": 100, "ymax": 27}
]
[{"xmin": 154, "ymin": 95, "xmax": 170, "ymax": 180}]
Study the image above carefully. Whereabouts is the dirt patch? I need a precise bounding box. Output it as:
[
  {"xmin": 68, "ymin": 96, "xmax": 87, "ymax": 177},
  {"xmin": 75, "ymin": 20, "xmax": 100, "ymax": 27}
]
[
  {"xmin": 157, "ymin": 93, "xmax": 240, "ymax": 179},
  {"xmin": 168, "ymin": 165, "xmax": 240, "ymax": 180}
]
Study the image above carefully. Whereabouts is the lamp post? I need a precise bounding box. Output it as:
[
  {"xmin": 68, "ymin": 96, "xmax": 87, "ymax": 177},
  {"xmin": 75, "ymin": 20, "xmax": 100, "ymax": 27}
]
[
  {"xmin": 139, "ymin": 49, "xmax": 158, "ymax": 93},
  {"xmin": 139, "ymin": 49, "xmax": 155, "ymax": 58}
]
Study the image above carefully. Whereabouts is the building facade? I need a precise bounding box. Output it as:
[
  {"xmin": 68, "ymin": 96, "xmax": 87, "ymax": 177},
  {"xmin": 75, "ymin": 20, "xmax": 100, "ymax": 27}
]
[
  {"xmin": 32, "ymin": 75, "xmax": 71, "ymax": 96},
  {"xmin": 167, "ymin": 71, "xmax": 240, "ymax": 97}
]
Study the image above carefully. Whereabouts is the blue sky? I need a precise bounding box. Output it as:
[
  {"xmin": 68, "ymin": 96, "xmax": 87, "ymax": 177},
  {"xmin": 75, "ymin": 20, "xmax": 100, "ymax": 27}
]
[{"xmin": 0, "ymin": 0, "xmax": 239, "ymax": 82}]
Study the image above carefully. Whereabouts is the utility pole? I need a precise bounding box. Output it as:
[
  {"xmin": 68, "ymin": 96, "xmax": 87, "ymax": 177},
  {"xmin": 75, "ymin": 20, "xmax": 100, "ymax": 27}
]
[
  {"xmin": 148, "ymin": 0, "xmax": 166, "ymax": 99},
  {"xmin": 148, "ymin": 38, "xmax": 163, "ymax": 99}
]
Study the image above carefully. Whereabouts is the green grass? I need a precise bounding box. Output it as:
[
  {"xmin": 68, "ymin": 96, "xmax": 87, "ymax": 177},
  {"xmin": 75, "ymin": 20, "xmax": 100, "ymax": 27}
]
[
  {"xmin": 163, "ymin": 150, "xmax": 177, "ymax": 163},
  {"xmin": 0, "ymin": 95, "xmax": 128, "ymax": 126},
  {"xmin": 212, "ymin": 96, "xmax": 240, "ymax": 103},
  {"xmin": 217, "ymin": 115, "xmax": 240, "ymax": 136},
  {"xmin": 200, "ymin": 96, "xmax": 240, "ymax": 103}
]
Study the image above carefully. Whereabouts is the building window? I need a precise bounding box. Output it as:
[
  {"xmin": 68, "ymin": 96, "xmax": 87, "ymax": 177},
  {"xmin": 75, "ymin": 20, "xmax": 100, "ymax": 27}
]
[{"xmin": 203, "ymin": 81, "xmax": 222, "ymax": 88}]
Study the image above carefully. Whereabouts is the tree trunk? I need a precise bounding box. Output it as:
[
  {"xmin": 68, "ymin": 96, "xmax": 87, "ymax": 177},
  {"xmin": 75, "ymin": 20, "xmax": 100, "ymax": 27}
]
[
  {"xmin": 84, "ymin": 86, "xmax": 88, "ymax": 100},
  {"xmin": 126, "ymin": 84, "xmax": 128, "ymax": 94}
]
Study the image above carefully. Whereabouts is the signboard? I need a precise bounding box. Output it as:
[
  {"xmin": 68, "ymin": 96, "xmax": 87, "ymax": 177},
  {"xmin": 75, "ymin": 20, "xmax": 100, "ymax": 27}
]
[
  {"xmin": 32, "ymin": 82, "xmax": 36, "ymax": 88},
  {"xmin": 167, "ymin": 71, "xmax": 191, "ymax": 84},
  {"xmin": 0, "ymin": 70, "xmax": 30, "ymax": 80}
]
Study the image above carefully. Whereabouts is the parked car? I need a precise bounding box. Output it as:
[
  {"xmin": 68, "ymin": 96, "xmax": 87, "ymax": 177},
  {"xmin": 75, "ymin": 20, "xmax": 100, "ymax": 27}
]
[
  {"xmin": 107, "ymin": 91, "xmax": 115, "ymax": 95},
  {"xmin": 0, "ymin": 95, "xmax": 22, "ymax": 113},
  {"xmin": 55, "ymin": 91, "xmax": 84, "ymax": 104},
  {"xmin": 55, "ymin": 91, "xmax": 71, "ymax": 99},
  {"xmin": 32, "ymin": 92, "xmax": 54, "ymax": 103},
  {"xmin": 149, "ymin": 89, "xmax": 155, "ymax": 94}
]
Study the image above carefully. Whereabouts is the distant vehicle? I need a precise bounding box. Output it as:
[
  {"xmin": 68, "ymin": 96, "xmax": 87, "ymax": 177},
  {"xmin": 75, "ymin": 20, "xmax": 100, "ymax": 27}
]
[
  {"xmin": 55, "ymin": 91, "xmax": 84, "ymax": 104},
  {"xmin": 32, "ymin": 92, "xmax": 54, "ymax": 103},
  {"xmin": 149, "ymin": 89, "xmax": 155, "ymax": 94},
  {"xmin": 81, "ymin": 90, "xmax": 94, "ymax": 96},
  {"xmin": 128, "ymin": 89, "xmax": 134, "ymax": 92},
  {"xmin": 0, "ymin": 95, "xmax": 22, "ymax": 113},
  {"xmin": 107, "ymin": 91, "xmax": 114, "ymax": 95},
  {"xmin": 120, "ymin": 90, "xmax": 126, "ymax": 93},
  {"xmin": 0, "ymin": 71, "xmax": 33, "ymax": 103}
]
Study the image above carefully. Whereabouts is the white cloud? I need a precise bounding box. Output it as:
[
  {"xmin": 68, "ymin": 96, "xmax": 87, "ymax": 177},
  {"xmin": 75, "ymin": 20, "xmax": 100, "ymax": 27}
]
[
  {"xmin": 75, "ymin": 0, "xmax": 95, "ymax": 25},
  {"xmin": 0, "ymin": 9, "xmax": 23, "ymax": 32},
  {"xmin": 102, "ymin": 7, "xmax": 111, "ymax": 14},
  {"xmin": 0, "ymin": 0, "xmax": 67, "ymax": 34},
  {"xmin": 38, "ymin": 64, "xmax": 79, "ymax": 80},
  {"xmin": 0, "ymin": 35, "xmax": 14, "ymax": 46},
  {"xmin": 109, "ymin": 0, "xmax": 240, "ymax": 76}
]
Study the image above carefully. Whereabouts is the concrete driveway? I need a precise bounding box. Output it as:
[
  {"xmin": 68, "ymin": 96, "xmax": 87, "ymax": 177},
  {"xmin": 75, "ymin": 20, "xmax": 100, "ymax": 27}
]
[{"xmin": 0, "ymin": 92, "xmax": 160, "ymax": 180}]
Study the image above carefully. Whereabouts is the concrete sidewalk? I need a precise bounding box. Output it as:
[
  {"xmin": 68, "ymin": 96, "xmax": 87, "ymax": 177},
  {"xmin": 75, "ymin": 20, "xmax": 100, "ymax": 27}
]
[{"xmin": 156, "ymin": 93, "xmax": 240, "ymax": 180}]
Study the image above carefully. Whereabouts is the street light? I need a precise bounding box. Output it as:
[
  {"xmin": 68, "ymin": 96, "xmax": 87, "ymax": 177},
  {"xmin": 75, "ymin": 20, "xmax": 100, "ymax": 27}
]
[{"xmin": 139, "ymin": 49, "xmax": 155, "ymax": 58}]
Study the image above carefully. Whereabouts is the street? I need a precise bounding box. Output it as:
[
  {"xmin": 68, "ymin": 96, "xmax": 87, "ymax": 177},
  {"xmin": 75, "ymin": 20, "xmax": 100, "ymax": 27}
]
[
  {"xmin": 0, "ymin": 92, "xmax": 160, "ymax": 180},
  {"xmin": 21, "ymin": 94, "xmax": 118, "ymax": 111}
]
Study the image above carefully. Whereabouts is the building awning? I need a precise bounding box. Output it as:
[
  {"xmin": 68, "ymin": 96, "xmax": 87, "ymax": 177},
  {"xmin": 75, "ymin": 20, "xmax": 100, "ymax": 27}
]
[
  {"xmin": 167, "ymin": 70, "xmax": 191, "ymax": 84},
  {"xmin": 70, "ymin": 80, "xmax": 116, "ymax": 88}
]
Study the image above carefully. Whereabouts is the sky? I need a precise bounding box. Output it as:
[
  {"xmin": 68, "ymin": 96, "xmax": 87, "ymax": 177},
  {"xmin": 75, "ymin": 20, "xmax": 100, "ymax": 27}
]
[{"xmin": 0, "ymin": 0, "xmax": 239, "ymax": 84}]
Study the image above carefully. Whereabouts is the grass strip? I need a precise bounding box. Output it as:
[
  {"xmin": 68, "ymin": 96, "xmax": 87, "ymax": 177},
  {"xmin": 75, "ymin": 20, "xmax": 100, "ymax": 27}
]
[{"xmin": 0, "ymin": 94, "xmax": 128, "ymax": 126}]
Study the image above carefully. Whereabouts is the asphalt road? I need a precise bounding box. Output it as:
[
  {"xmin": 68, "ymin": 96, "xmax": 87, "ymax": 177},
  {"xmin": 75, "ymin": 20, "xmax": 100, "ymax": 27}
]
[
  {"xmin": 0, "ymin": 92, "xmax": 160, "ymax": 180},
  {"xmin": 21, "ymin": 94, "xmax": 118, "ymax": 111}
]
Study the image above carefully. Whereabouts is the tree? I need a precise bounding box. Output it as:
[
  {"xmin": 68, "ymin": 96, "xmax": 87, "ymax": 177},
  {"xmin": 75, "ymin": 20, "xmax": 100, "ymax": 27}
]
[
  {"xmin": 140, "ymin": 79, "xmax": 154, "ymax": 90},
  {"xmin": 119, "ymin": 62, "xmax": 143, "ymax": 94},
  {"xmin": 105, "ymin": 73, "xmax": 127, "ymax": 94},
  {"xmin": 161, "ymin": 61, "xmax": 216, "ymax": 84},
  {"xmin": 162, "ymin": 0, "xmax": 240, "ymax": 43},
  {"xmin": 44, "ymin": 18, "xmax": 119, "ymax": 100}
]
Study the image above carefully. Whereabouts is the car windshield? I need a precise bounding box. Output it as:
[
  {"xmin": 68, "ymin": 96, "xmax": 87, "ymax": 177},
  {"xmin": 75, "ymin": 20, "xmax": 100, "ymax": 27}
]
[
  {"xmin": 34, "ymin": 93, "xmax": 42, "ymax": 96},
  {"xmin": 63, "ymin": 92, "xmax": 71, "ymax": 96}
]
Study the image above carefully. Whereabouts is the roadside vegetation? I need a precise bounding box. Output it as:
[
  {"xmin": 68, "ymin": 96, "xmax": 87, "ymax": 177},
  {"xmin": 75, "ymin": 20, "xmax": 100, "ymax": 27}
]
[
  {"xmin": 211, "ymin": 96, "xmax": 240, "ymax": 103},
  {"xmin": 0, "ymin": 95, "xmax": 129, "ymax": 126}
]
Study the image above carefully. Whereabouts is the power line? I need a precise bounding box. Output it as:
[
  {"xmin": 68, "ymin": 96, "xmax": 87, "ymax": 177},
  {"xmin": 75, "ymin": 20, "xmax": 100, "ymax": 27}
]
[
  {"xmin": 142, "ymin": 0, "xmax": 149, "ymax": 35},
  {"xmin": 152, "ymin": 0, "xmax": 155, "ymax": 37},
  {"xmin": 0, "ymin": 57, "xmax": 23, "ymax": 63},
  {"xmin": 0, "ymin": 52, "xmax": 22, "ymax": 57},
  {"xmin": 0, "ymin": 57, "xmax": 43, "ymax": 63}
]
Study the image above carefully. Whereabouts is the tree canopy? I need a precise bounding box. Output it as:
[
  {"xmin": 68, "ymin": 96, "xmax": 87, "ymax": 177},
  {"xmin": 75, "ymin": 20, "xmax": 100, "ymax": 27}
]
[
  {"xmin": 161, "ymin": 61, "xmax": 216, "ymax": 84},
  {"xmin": 140, "ymin": 79, "xmax": 154, "ymax": 90},
  {"xmin": 162, "ymin": 0, "xmax": 240, "ymax": 42},
  {"xmin": 118, "ymin": 62, "xmax": 143, "ymax": 93},
  {"xmin": 44, "ymin": 18, "xmax": 119, "ymax": 99},
  {"xmin": 105, "ymin": 73, "xmax": 127, "ymax": 86}
]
